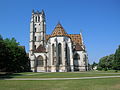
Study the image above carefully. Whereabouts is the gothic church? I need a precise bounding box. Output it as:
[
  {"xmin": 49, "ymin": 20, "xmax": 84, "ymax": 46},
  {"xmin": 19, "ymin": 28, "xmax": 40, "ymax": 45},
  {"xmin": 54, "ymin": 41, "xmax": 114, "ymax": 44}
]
[{"xmin": 29, "ymin": 10, "xmax": 88, "ymax": 72}]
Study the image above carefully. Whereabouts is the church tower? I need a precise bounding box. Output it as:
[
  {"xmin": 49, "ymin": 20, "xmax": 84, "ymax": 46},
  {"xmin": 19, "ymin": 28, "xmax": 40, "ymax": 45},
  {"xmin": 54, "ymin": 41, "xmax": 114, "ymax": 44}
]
[{"xmin": 29, "ymin": 10, "xmax": 46, "ymax": 55}]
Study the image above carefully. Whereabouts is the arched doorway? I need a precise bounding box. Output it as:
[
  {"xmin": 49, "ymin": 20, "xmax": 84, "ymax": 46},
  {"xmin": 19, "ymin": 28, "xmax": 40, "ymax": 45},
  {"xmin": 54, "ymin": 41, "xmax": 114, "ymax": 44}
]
[{"xmin": 37, "ymin": 55, "xmax": 44, "ymax": 67}]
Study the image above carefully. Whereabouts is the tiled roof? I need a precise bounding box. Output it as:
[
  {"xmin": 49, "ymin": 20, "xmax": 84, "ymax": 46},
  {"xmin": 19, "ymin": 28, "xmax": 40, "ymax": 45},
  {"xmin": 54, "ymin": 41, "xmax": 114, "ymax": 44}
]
[
  {"xmin": 75, "ymin": 43, "xmax": 84, "ymax": 51},
  {"xmin": 51, "ymin": 23, "xmax": 67, "ymax": 36},
  {"xmin": 46, "ymin": 34, "xmax": 82, "ymax": 45},
  {"xmin": 46, "ymin": 35, "xmax": 51, "ymax": 41},
  {"xmin": 34, "ymin": 45, "xmax": 46, "ymax": 53},
  {"xmin": 45, "ymin": 23, "xmax": 83, "ymax": 48},
  {"xmin": 68, "ymin": 34, "xmax": 82, "ymax": 45}
]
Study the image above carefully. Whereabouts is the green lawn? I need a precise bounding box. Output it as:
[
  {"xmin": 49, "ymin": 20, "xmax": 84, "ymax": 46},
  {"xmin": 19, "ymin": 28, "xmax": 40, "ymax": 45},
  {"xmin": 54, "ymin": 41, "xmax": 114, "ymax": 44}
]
[
  {"xmin": 0, "ymin": 78, "xmax": 120, "ymax": 90},
  {"xmin": 1, "ymin": 71, "xmax": 120, "ymax": 78},
  {"xmin": 0, "ymin": 71, "xmax": 120, "ymax": 90}
]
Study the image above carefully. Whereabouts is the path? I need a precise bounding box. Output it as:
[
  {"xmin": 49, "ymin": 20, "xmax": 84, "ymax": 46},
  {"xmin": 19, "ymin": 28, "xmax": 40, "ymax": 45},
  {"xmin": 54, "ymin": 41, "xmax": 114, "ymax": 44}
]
[{"xmin": 1, "ymin": 76, "xmax": 120, "ymax": 80}]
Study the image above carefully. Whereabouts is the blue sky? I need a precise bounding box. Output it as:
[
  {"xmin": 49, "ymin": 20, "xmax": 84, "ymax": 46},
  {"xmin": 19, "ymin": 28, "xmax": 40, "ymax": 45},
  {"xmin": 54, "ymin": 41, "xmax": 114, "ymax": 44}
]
[{"xmin": 0, "ymin": 0, "xmax": 120, "ymax": 64}]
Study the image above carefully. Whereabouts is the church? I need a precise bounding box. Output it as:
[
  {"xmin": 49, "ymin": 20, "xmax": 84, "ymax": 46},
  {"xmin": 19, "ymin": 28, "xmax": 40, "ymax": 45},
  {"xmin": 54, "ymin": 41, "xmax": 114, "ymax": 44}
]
[{"xmin": 29, "ymin": 10, "xmax": 88, "ymax": 72}]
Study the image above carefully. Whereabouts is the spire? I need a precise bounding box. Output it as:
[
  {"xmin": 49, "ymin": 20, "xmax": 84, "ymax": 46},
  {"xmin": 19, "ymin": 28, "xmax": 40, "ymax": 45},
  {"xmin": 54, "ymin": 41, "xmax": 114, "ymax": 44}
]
[
  {"xmin": 80, "ymin": 29, "xmax": 86, "ymax": 50},
  {"xmin": 42, "ymin": 9, "xmax": 45, "ymax": 15},
  {"xmin": 80, "ymin": 29, "xmax": 82, "ymax": 35},
  {"xmin": 32, "ymin": 9, "xmax": 34, "ymax": 14},
  {"xmin": 58, "ymin": 21, "xmax": 60, "ymax": 24},
  {"xmin": 80, "ymin": 29, "xmax": 84, "ymax": 45},
  {"xmin": 55, "ymin": 21, "xmax": 63, "ymax": 28}
]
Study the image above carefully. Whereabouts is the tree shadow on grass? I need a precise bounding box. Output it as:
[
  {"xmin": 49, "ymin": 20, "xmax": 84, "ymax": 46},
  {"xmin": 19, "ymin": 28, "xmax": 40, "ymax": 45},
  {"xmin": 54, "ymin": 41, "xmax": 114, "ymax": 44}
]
[{"xmin": 0, "ymin": 72, "xmax": 23, "ymax": 80}]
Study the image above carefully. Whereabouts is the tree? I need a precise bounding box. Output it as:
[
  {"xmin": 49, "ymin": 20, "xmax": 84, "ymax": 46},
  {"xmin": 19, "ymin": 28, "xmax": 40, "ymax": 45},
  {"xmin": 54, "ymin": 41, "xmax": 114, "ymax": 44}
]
[
  {"xmin": 107, "ymin": 54, "xmax": 114, "ymax": 70},
  {"xmin": 98, "ymin": 56, "xmax": 108, "ymax": 69},
  {"xmin": 0, "ymin": 36, "xmax": 9, "ymax": 71},
  {"xmin": 98, "ymin": 54, "xmax": 114, "ymax": 70},
  {"xmin": 0, "ymin": 35, "xmax": 30, "ymax": 72},
  {"xmin": 0, "ymin": 35, "xmax": 3, "ymax": 40},
  {"xmin": 113, "ymin": 45, "xmax": 120, "ymax": 70}
]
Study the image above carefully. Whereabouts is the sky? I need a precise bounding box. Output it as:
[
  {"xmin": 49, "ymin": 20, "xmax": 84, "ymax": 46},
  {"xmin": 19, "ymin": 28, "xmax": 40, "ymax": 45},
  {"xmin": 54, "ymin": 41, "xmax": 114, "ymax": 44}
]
[{"xmin": 0, "ymin": 0, "xmax": 120, "ymax": 64}]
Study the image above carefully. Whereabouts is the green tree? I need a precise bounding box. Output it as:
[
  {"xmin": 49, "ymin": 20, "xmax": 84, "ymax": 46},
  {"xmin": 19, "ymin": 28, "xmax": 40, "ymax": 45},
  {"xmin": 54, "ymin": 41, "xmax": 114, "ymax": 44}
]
[
  {"xmin": 0, "ymin": 36, "xmax": 9, "ymax": 71},
  {"xmin": 98, "ymin": 54, "xmax": 114, "ymax": 70},
  {"xmin": 0, "ymin": 35, "xmax": 30, "ymax": 72},
  {"xmin": 107, "ymin": 54, "xmax": 114, "ymax": 70},
  {"xmin": 113, "ymin": 45, "xmax": 120, "ymax": 70},
  {"xmin": 98, "ymin": 56, "xmax": 108, "ymax": 69}
]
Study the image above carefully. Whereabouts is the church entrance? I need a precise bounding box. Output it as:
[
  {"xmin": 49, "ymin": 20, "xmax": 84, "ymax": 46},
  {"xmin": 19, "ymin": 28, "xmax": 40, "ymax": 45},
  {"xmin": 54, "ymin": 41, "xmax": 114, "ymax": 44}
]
[{"xmin": 36, "ymin": 55, "xmax": 44, "ymax": 72}]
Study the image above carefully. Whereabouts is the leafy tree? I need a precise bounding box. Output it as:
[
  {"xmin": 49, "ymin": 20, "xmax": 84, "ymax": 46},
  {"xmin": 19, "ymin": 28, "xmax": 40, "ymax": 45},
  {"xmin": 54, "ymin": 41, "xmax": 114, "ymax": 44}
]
[
  {"xmin": 113, "ymin": 45, "xmax": 120, "ymax": 70},
  {"xmin": 98, "ymin": 56, "xmax": 108, "ymax": 69},
  {"xmin": 0, "ymin": 35, "xmax": 3, "ymax": 40},
  {"xmin": 107, "ymin": 54, "xmax": 114, "ymax": 70},
  {"xmin": 0, "ymin": 35, "xmax": 30, "ymax": 72},
  {"xmin": 98, "ymin": 54, "xmax": 114, "ymax": 70},
  {"xmin": 0, "ymin": 36, "xmax": 9, "ymax": 71}
]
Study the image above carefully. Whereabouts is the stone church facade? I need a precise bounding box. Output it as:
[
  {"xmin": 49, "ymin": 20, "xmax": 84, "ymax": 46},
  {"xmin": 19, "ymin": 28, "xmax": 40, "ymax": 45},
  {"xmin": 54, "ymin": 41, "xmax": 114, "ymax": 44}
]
[{"xmin": 29, "ymin": 10, "xmax": 88, "ymax": 72}]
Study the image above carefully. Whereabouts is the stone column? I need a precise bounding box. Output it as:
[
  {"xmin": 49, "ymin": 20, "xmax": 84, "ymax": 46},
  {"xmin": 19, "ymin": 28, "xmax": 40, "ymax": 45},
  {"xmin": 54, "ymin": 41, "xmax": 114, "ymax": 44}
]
[
  {"xmin": 69, "ymin": 42, "xmax": 74, "ymax": 72},
  {"xmin": 30, "ymin": 54, "xmax": 36, "ymax": 72}
]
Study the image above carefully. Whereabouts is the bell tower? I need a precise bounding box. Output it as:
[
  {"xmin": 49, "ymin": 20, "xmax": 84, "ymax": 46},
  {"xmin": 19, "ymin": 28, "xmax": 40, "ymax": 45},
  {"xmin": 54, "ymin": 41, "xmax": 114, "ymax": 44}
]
[{"xmin": 29, "ymin": 10, "xmax": 46, "ymax": 55}]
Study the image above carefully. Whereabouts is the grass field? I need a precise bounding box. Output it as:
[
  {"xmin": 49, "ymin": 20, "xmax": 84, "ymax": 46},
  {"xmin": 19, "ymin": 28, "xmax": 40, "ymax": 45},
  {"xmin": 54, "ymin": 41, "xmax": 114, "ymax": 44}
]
[
  {"xmin": 0, "ymin": 71, "xmax": 120, "ymax": 90},
  {"xmin": 1, "ymin": 71, "xmax": 120, "ymax": 78},
  {"xmin": 0, "ymin": 78, "xmax": 120, "ymax": 90}
]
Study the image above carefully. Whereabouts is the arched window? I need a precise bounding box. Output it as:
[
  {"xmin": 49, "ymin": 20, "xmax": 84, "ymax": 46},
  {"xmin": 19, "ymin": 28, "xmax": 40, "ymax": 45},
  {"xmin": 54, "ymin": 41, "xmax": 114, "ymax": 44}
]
[
  {"xmin": 34, "ymin": 36, "xmax": 36, "ymax": 41},
  {"xmin": 65, "ymin": 43, "xmax": 69, "ymax": 65},
  {"xmin": 65, "ymin": 43, "xmax": 68, "ymax": 60},
  {"xmin": 34, "ymin": 28, "xmax": 36, "ymax": 32},
  {"xmin": 73, "ymin": 53, "xmax": 80, "ymax": 60},
  {"xmin": 73, "ymin": 53, "xmax": 80, "ymax": 71},
  {"xmin": 37, "ymin": 55, "xmax": 44, "ymax": 67},
  {"xmin": 52, "ymin": 44, "xmax": 55, "ymax": 65},
  {"xmin": 58, "ymin": 43, "xmax": 62, "ymax": 65},
  {"xmin": 84, "ymin": 55, "xmax": 87, "ymax": 62},
  {"xmin": 38, "ymin": 16, "xmax": 40, "ymax": 22},
  {"xmin": 35, "ymin": 16, "xmax": 37, "ymax": 22}
]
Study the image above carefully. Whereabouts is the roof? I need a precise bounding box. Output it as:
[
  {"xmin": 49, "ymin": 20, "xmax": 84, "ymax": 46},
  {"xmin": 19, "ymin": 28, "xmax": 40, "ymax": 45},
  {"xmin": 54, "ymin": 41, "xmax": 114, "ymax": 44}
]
[
  {"xmin": 46, "ymin": 34, "xmax": 82, "ymax": 46},
  {"xmin": 34, "ymin": 45, "xmax": 46, "ymax": 53},
  {"xmin": 68, "ymin": 34, "xmax": 82, "ymax": 45},
  {"xmin": 46, "ymin": 35, "xmax": 51, "ymax": 41},
  {"xmin": 45, "ymin": 23, "xmax": 84, "ymax": 50},
  {"xmin": 75, "ymin": 43, "xmax": 84, "ymax": 51},
  {"xmin": 51, "ymin": 22, "xmax": 67, "ymax": 36}
]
